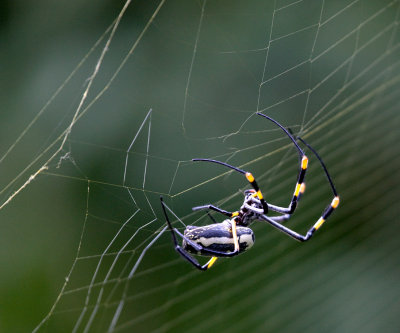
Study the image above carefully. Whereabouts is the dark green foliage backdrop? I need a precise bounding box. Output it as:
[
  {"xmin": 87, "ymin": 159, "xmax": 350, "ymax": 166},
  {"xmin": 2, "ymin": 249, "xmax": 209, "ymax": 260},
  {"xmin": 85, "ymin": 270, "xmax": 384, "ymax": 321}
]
[{"xmin": 1, "ymin": 1, "xmax": 399, "ymax": 332}]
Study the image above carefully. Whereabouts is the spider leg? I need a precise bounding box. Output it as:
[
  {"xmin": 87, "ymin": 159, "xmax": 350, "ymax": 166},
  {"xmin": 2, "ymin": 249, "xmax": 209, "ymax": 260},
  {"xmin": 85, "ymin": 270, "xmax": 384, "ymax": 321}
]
[
  {"xmin": 160, "ymin": 197, "xmax": 215, "ymax": 270},
  {"xmin": 256, "ymin": 113, "xmax": 308, "ymax": 215},
  {"xmin": 297, "ymin": 136, "xmax": 338, "ymax": 196},
  {"xmin": 259, "ymin": 135, "xmax": 339, "ymax": 239},
  {"xmin": 192, "ymin": 204, "xmax": 233, "ymax": 217},
  {"xmin": 260, "ymin": 195, "xmax": 339, "ymax": 241},
  {"xmin": 193, "ymin": 114, "xmax": 310, "ymax": 215},
  {"xmin": 192, "ymin": 158, "xmax": 270, "ymax": 214},
  {"xmin": 267, "ymin": 181, "xmax": 307, "ymax": 215},
  {"xmin": 269, "ymin": 214, "xmax": 291, "ymax": 223},
  {"xmin": 269, "ymin": 183, "xmax": 306, "ymax": 222},
  {"xmin": 160, "ymin": 197, "xmax": 240, "ymax": 270},
  {"xmin": 267, "ymin": 133, "xmax": 338, "ymax": 217}
]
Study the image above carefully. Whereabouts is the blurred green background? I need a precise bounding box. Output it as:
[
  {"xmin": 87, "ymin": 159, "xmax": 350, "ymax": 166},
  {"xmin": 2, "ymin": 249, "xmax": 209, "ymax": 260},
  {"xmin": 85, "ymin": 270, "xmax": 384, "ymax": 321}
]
[{"xmin": 1, "ymin": 0, "xmax": 400, "ymax": 332}]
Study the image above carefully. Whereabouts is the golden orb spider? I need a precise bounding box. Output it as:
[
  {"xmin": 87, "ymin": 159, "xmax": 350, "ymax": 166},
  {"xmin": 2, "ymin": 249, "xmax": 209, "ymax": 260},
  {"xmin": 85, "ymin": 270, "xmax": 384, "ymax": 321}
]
[{"xmin": 160, "ymin": 113, "xmax": 340, "ymax": 271}]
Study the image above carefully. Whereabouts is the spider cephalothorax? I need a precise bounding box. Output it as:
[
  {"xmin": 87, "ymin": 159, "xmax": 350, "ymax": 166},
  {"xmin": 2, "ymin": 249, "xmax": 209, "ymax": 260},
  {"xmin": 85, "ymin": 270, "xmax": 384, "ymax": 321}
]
[{"xmin": 236, "ymin": 189, "xmax": 265, "ymax": 226}]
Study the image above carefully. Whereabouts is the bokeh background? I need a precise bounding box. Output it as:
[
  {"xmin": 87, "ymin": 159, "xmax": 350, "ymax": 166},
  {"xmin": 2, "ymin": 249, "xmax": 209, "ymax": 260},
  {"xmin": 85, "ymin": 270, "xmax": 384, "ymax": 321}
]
[{"xmin": 1, "ymin": 0, "xmax": 400, "ymax": 332}]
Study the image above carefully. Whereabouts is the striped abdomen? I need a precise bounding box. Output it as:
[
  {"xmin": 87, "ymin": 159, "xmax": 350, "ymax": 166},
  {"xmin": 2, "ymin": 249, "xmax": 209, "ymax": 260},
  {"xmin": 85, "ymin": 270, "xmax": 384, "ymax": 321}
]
[{"xmin": 182, "ymin": 220, "xmax": 254, "ymax": 256}]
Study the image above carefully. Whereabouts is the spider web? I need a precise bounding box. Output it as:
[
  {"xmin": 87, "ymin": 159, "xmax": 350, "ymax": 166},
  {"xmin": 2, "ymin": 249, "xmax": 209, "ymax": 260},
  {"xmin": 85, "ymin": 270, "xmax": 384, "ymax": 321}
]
[{"xmin": 1, "ymin": 0, "xmax": 400, "ymax": 332}]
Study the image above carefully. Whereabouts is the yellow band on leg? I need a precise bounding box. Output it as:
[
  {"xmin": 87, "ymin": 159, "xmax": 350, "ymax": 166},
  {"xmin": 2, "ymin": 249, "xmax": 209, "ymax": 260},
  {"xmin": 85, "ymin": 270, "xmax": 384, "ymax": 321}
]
[
  {"xmin": 294, "ymin": 183, "xmax": 302, "ymax": 197},
  {"xmin": 301, "ymin": 156, "xmax": 308, "ymax": 170},
  {"xmin": 207, "ymin": 257, "xmax": 218, "ymax": 269},
  {"xmin": 331, "ymin": 196, "xmax": 340, "ymax": 208},
  {"xmin": 245, "ymin": 172, "xmax": 255, "ymax": 183},
  {"xmin": 314, "ymin": 217, "xmax": 325, "ymax": 230}
]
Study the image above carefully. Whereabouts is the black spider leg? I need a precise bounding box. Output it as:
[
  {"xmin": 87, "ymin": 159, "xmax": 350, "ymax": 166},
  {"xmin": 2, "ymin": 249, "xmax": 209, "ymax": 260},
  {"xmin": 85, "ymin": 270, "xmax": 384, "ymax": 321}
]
[
  {"xmin": 192, "ymin": 158, "xmax": 270, "ymax": 214},
  {"xmin": 192, "ymin": 204, "xmax": 233, "ymax": 217},
  {"xmin": 274, "ymin": 133, "xmax": 339, "ymax": 224},
  {"xmin": 160, "ymin": 197, "xmax": 239, "ymax": 270},
  {"xmin": 160, "ymin": 197, "xmax": 215, "ymax": 270},
  {"xmin": 259, "ymin": 136, "xmax": 340, "ymax": 241},
  {"xmin": 192, "ymin": 113, "xmax": 308, "ymax": 216},
  {"xmin": 256, "ymin": 112, "xmax": 308, "ymax": 215},
  {"xmin": 297, "ymin": 136, "xmax": 338, "ymax": 196}
]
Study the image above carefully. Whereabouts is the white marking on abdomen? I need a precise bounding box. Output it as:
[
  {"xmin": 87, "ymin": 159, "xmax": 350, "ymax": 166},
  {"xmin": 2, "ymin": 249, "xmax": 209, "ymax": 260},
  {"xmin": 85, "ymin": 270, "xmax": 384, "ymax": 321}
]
[
  {"xmin": 198, "ymin": 234, "xmax": 254, "ymax": 250},
  {"xmin": 239, "ymin": 233, "xmax": 254, "ymax": 249},
  {"xmin": 198, "ymin": 236, "xmax": 234, "ymax": 247}
]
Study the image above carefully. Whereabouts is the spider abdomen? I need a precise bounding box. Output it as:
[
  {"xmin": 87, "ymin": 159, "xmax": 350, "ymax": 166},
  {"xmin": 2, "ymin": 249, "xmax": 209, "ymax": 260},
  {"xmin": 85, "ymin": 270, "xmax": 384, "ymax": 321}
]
[{"xmin": 183, "ymin": 220, "xmax": 254, "ymax": 257}]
